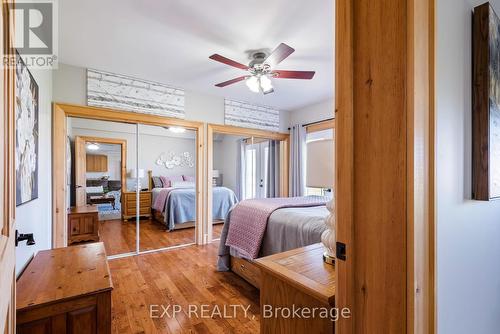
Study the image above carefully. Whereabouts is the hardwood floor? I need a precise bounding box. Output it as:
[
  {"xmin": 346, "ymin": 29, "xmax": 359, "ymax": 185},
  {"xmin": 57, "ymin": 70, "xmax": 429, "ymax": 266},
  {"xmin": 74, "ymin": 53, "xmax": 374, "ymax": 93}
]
[
  {"xmin": 100, "ymin": 219, "xmax": 224, "ymax": 255},
  {"xmin": 108, "ymin": 243, "xmax": 260, "ymax": 333}
]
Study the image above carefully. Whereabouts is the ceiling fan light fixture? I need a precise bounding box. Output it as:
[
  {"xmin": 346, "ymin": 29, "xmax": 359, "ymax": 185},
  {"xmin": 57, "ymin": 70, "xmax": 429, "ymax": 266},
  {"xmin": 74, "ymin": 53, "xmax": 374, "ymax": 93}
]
[
  {"xmin": 211, "ymin": 43, "xmax": 315, "ymax": 92},
  {"xmin": 260, "ymin": 75, "xmax": 273, "ymax": 94},
  {"xmin": 246, "ymin": 76, "xmax": 260, "ymax": 93}
]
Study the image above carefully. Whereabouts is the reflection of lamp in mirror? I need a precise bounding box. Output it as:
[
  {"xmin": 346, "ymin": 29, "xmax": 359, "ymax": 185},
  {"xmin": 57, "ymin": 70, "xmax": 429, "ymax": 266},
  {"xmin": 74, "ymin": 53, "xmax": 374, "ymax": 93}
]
[
  {"xmin": 306, "ymin": 139, "xmax": 335, "ymax": 265},
  {"xmin": 212, "ymin": 170, "xmax": 220, "ymax": 186},
  {"xmin": 129, "ymin": 168, "xmax": 145, "ymax": 191}
]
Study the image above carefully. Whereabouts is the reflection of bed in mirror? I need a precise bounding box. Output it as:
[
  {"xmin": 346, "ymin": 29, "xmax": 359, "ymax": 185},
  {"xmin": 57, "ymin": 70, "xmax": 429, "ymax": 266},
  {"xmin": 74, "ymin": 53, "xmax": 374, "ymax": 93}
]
[
  {"xmin": 148, "ymin": 171, "xmax": 238, "ymax": 231},
  {"xmin": 217, "ymin": 196, "xmax": 331, "ymax": 288}
]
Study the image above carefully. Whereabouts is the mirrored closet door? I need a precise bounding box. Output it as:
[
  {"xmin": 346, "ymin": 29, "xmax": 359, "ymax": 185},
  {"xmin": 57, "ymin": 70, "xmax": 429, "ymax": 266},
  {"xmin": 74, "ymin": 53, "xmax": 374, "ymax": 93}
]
[
  {"xmin": 138, "ymin": 124, "xmax": 196, "ymax": 252},
  {"xmin": 210, "ymin": 131, "xmax": 287, "ymax": 241},
  {"xmin": 67, "ymin": 117, "xmax": 138, "ymax": 257}
]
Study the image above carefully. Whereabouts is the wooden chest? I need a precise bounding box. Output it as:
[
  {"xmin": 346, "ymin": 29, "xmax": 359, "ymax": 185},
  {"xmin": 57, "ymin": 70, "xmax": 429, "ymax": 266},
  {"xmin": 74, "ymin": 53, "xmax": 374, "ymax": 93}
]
[
  {"xmin": 256, "ymin": 243, "xmax": 336, "ymax": 334},
  {"xmin": 122, "ymin": 191, "xmax": 152, "ymax": 220},
  {"xmin": 16, "ymin": 243, "xmax": 113, "ymax": 334},
  {"xmin": 67, "ymin": 205, "xmax": 99, "ymax": 245}
]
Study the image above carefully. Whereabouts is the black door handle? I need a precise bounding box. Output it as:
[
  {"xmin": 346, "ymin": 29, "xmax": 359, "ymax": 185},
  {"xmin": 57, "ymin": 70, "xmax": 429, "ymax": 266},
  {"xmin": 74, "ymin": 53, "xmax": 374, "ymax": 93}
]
[{"xmin": 15, "ymin": 230, "xmax": 35, "ymax": 247}]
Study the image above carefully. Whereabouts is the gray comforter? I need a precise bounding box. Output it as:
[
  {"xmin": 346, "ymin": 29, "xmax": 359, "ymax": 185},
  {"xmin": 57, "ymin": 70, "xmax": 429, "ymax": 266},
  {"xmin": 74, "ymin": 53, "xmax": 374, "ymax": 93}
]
[
  {"xmin": 217, "ymin": 205, "xmax": 329, "ymax": 271},
  {"xmin": 154, "ymin": 187, "xmax": 238, "ymax": 230}
]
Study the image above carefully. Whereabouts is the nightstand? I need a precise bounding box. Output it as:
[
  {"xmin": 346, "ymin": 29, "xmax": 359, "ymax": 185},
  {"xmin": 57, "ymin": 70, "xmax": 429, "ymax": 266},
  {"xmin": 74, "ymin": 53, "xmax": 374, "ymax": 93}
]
[
  {"xmin": 122, "ymin": 191, "xmax": 152, "ymax": 220},
  {"xmin": 255, "ymin": 243, "xmax": 336, "ymax": 334}
]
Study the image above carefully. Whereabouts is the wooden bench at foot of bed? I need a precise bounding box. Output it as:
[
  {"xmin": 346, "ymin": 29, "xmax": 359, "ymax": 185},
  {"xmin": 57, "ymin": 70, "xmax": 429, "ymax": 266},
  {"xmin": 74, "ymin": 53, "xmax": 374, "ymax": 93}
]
[{"xmin": 230, "ymin": 256, "xmax": 261, "ymax": 289}]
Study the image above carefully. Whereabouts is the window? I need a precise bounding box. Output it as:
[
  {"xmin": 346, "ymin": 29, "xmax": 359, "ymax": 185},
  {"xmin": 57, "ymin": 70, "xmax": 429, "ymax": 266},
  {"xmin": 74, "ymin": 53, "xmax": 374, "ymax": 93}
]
[{"xmin": 306, "ymin": 128, "xmax": 334, "ymax": 197}]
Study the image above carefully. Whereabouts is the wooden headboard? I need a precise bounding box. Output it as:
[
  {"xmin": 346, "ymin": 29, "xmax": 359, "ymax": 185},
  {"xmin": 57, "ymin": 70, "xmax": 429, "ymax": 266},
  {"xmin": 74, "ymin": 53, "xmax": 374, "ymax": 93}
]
[{"xmin": 148, "ymin": 170, "xmax": 153, "ymax": 191}]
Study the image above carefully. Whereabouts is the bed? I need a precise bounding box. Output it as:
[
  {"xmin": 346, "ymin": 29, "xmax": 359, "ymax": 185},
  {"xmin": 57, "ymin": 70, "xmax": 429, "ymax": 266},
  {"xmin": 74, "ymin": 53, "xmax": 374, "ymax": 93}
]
[
  {"xmin": 217, "ymin": 196, "xmax": 331, "ymax": 288},
  {"xmin": 148, "ymin": 172, "xmax": 238, "ymax": 231}
]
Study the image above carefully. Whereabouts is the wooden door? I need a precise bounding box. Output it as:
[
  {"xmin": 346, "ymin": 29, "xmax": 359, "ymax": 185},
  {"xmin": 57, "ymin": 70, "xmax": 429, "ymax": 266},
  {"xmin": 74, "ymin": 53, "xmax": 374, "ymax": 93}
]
[
  {"xmin": 0, "ymin": 1, "xmax": 17, "ymax": 333},
  {"xmin": 335, "ymin": 0, "xmax": 435, "ymax": 333},
  {"xmin": 74, "ymin": 136, "xmax": 87, "ymax": 206}
]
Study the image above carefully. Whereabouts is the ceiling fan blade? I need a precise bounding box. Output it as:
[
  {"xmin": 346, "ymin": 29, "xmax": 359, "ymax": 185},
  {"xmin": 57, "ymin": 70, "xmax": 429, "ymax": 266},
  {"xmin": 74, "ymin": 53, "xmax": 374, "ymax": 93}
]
[
  {"xmin": 264, "ymin": 43, "xmax": 295, "ymax": 68},
  {"xmin": 209, "ymin": 54, "xmax": 249, "ymax": 70},
  {"xmin": 273, "ymin": 70, "xmax": 316, "ymax": 80},
  {"xmin": 215, "ymin": 76, "xmax": 249, "ymax": 87}
]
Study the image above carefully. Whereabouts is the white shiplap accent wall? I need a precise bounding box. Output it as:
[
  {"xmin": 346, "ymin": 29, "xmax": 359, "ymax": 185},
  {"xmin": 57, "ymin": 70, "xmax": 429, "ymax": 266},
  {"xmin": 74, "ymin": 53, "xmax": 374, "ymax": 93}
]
[
  {"xmin": 224, "ymin": 99, "xmax": 280, "ymax": 132},
  {"xmin": 87, "ymin": 69, "xmax": 185, "ymax": 118}
]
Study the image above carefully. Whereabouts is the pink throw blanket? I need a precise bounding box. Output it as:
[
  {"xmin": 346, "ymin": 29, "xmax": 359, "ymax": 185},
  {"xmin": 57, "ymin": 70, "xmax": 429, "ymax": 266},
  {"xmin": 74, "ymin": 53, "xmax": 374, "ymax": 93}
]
[
  {"xmin": 225, "ymin": 196, "xmax": 328, "ymax": 259},
  {"xmin": 152, "ymin": 188, "xmax": 174, "ymax": 212}
]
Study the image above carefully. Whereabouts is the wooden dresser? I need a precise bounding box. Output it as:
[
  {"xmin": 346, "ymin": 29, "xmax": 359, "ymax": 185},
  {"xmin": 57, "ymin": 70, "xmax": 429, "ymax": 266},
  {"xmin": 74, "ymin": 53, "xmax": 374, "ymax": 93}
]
[
  {"xmin": 256, "ymin": 243, "xmax": 336, "ymax": 334},
  {"xmin": 16, "ymin": 243, "xmax": 113, "ymax": 334},
  {"xmin": 122, "ymin": 191, "xmax": 152, "ymax": 220},
  {"xmin": 68, "ymin": 205, "xmax": 99, "ymax": 245}
]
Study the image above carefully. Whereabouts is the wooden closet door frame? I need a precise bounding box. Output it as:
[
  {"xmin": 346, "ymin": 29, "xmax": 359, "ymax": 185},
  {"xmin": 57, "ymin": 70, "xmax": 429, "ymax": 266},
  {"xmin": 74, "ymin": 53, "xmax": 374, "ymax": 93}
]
[
  {"xmin": 52, "ymin": 103, "xmax": 205, "ymax": 249},
  {"xmin": 335, "ymin": 0, "xmax": 435, "ymax": 333}
]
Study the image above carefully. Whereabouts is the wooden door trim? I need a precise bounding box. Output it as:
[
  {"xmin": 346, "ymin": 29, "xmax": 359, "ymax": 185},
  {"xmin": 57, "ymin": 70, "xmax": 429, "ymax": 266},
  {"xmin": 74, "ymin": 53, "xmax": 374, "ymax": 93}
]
[
  {"xmin": 335, "ymin": 0, "xmax": 354, "ymax": 332},
  {"xmin": 52, "ymin": 103, "xmax": 205, "ymax": 248},
  {"xmin": 406, "ymin": 0, "xmax": 436, "ymax": 333},
  {"xmin": 74, "ymin": 136, "xmax": 128, "ymax": 197},
  {"xmin": 335, "ymin": 0, "xmax": 435, "ymax": 333},
  {"xmin": 1, "ymin": 1, "xmax": 16, "ymax": 333},
  {"xmin": 206, "ymin": 123, "xmax": 289, "ymax": 242}
]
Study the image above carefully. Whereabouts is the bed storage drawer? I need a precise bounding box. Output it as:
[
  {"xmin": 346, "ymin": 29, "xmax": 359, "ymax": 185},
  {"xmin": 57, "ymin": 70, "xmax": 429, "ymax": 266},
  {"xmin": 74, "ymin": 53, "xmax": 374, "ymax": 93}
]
[{"xmin": 231, "ymin": 257, "xmax": 261, "ymax": 289}]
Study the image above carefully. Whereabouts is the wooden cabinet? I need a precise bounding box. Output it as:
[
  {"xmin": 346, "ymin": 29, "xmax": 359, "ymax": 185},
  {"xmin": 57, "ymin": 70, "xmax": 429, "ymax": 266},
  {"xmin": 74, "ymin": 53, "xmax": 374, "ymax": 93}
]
[
  {"xmin": 86, "ymin": 154, "xmax": 108, "ymax": 172},
  {"xmin": 122, "ymin": 191, "xmax": 152, "ymax": 220},
  {"xmin": 16, "ymin": 243, "xmax": 113, "ymax": 334},
  {"xmin": 256, "ymin": 243, "xmax": 336, "ymax": 334},
  {"xmin": 68, "ymin": 205, "xmax": 99, "ymax": 245}
]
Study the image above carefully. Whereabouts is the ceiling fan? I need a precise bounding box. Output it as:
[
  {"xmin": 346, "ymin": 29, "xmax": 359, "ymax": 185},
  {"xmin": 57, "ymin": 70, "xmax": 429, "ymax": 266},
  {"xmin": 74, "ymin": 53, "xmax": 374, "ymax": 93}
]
[{"xmin": 209, "ymin": 43, "xmax": 315, "ymax": 95}]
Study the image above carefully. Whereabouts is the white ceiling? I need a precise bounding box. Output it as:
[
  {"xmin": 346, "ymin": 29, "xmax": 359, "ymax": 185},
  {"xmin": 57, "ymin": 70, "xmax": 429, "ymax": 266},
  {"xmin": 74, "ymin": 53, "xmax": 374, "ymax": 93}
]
[{"xmin": 58, "ymin": 0, "xmax": 334, "ymax": 111}]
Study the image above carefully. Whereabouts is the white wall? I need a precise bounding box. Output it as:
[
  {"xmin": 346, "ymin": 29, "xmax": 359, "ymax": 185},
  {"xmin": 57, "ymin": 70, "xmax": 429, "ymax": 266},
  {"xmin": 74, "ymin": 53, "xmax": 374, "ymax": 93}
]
[
  {"xmin": 15, "ymin": 68, "xmax": 53, "ymax": 275},
  {"xmin": 69, "ymin": 119, "xmax": 197, "ymax": 190},
  {"xmin": 437, "ymin": 0, "xmax": 500, "ymax": 332},
  {"xmin": 288, "ymin": 98, "xmax": 334, "ymax": 126},
  {"xmin": 53, "ymin": 63, "xmax": 291, "ymax": 132}
]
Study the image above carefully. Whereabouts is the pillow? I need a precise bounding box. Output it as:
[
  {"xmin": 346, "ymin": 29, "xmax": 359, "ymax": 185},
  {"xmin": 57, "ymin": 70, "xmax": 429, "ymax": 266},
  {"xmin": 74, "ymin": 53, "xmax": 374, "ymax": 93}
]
[
  {"xmin": 171, "ymin": 181, "xmax": 195, "ymax": 188},
  {"xmin": 86, "ymin": 186, "xmax": 104, "ymax": 194},
  {"xmin": 170, "ymin": 175, "xmax": 183, "ymax": 183},
  {"xmin": 160, "ymin": 175, "xmax": 183, "ymax": 188},
  {"xmin": 159, "ymin": 176, "xmax": 170, "ymax": 188},
  {"xmin": 183, "ymin": 175, "xmax": 195, "ymax": 182},
  {"xmin": 152, "ymin": 176, "xmax": 163, "ymax": 188}
]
